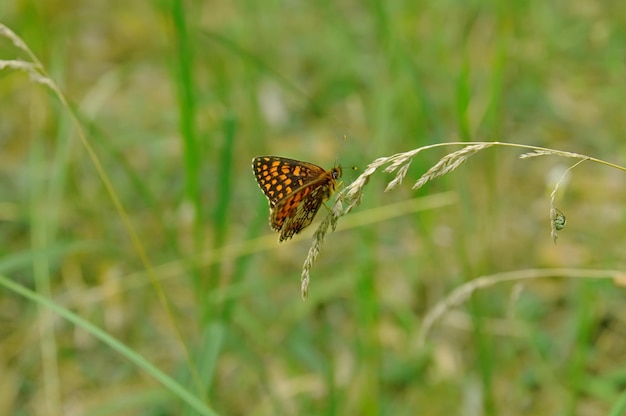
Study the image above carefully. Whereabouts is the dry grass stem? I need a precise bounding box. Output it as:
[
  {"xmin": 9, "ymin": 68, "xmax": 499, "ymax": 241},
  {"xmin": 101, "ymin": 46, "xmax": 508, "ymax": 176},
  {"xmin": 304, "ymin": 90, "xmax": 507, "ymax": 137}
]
[
  {"xmin": 300, "ymin": 143, "xmax": 492, "ymax": 298},
  {"xmin": 299, "ymin": 141, "xmax": 625, "ymax": 299},
  {"xmin": 417, "ymin": 268, "xmax": 626, "ymax": 348},
  {"xmin": 519, "ymin": 149, "xmax": 586, "ymax": 159},
  {"xmin": 0, "ymin": 23, "xmax": 207, "ymax": 395}
]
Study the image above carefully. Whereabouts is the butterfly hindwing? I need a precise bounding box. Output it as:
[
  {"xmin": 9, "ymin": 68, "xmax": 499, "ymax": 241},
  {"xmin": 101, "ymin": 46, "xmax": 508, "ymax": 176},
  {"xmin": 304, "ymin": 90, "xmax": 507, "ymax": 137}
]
[{"xmin": 277, "ymin": 183, "xmax": 330, "ymax": 241}]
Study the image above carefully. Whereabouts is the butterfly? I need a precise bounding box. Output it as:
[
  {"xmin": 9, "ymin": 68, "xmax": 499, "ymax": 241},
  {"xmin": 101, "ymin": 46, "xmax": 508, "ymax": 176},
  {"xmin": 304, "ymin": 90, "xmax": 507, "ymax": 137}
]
[{"xmin": 252, "ymin": 156, "xmax": 342, "ymax": 241}]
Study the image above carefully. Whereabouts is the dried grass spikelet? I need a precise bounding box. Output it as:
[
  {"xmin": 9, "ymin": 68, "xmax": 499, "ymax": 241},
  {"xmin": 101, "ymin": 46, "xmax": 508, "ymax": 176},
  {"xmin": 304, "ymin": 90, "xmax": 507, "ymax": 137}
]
[
  {"xmin": 300, "ymin": 143, "xmax": 493, "ymax": 298},
  {"xmin": 410, "ymin": 144, "xmax": 493, "ymax": 191},
  {"xmin": 0, "ymin": 24, "xmax": 62, "ymax": 94},
  {"xmin": 300, "ymin": 141, "xmax": 625, "ymax": 299}
]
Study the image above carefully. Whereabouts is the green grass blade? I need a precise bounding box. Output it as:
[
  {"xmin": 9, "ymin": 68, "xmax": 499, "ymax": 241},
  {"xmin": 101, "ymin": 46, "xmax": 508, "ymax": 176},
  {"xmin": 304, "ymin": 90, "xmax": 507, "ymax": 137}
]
[{"xmin": 0, "ymin": 275, "xmax": 219, "ymax": 416}]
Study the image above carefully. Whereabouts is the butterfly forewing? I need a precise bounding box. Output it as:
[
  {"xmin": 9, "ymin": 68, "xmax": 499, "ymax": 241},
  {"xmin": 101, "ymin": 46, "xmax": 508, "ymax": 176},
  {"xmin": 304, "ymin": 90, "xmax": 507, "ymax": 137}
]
[{"xmin": 252, "ymin": 156, "xmax": 327, "ymax": 207}]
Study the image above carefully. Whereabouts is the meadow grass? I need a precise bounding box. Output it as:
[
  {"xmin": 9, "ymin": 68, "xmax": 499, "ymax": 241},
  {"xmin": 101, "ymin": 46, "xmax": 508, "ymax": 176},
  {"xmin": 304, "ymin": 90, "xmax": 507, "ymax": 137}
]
[{"xmin": 1, "ymin": 2, "xmax": 626, "ymax": 415}]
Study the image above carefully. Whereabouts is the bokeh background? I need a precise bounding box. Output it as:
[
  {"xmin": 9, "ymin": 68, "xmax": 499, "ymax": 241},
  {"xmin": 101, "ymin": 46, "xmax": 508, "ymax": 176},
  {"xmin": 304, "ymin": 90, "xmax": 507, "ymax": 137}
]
[{"xmin": 1, "ymin": 1, "xmax": 626, "ymax": 415}]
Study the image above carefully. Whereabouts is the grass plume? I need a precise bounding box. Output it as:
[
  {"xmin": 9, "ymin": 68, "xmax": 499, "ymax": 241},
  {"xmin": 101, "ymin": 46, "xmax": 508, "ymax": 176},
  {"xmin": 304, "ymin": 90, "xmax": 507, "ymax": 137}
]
[{"xmin": 301, "ymin": 141, "xmax": 626, "ymax": 298}]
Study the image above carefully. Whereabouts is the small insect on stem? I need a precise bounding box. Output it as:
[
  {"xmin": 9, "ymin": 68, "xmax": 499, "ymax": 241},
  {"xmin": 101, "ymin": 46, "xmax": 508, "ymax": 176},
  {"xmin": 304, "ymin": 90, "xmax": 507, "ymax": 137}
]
[
  {"xmin": 553, "ymin": 208, "xmax": 566, "ymax": 231},
  {"xmin": 550, "ymin": 207, "xmax": 567, "ymax": 244}
]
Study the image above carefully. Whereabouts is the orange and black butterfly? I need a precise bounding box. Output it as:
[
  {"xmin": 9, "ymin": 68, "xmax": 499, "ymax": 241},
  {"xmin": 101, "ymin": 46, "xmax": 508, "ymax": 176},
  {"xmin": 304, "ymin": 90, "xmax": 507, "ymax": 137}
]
[{"xmin": 252, "ymin": 156, "xmax": 342, "ymax": 242}]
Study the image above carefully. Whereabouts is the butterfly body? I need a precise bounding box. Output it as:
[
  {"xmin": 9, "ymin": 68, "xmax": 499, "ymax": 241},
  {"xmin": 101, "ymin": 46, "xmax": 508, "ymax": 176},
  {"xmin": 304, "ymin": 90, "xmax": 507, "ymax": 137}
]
[{"xmin": 252, "ymin": 156, "xmax": 342, "ymax": 241}]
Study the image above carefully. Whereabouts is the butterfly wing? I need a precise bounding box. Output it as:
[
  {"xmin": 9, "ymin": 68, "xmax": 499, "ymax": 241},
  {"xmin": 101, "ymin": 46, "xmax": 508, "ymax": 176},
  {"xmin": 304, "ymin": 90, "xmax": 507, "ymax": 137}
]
[
  {"xmin": 275, "ymin": 181, "xmax": 330, "ymax": 241},
  {"xmin": 252, "ymin": 156, "xmax": 326, "ymax": 207}
]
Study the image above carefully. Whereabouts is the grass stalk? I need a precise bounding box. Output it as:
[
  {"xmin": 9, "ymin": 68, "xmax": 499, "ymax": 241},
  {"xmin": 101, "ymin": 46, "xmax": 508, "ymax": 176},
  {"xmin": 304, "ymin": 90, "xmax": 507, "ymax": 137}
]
[{"xmin": 0, "ymin": 22, "xmax": 205, "ymax": 398}]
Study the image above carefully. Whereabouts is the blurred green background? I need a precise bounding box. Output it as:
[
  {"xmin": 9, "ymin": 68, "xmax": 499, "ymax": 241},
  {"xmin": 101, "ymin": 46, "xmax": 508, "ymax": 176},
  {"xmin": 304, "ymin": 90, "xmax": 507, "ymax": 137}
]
[{"xmin": 1, "ymin": 1, "xmax": 626, "ymax": 415}]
